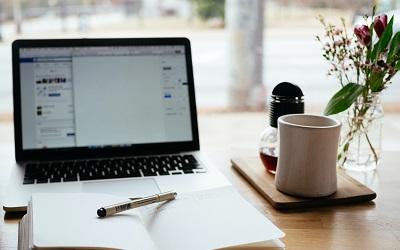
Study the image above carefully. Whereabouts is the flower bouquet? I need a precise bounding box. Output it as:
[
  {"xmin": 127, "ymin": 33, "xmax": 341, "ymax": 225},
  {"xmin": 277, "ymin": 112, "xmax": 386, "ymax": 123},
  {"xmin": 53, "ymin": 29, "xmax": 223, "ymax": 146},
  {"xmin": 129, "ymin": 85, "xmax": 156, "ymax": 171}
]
[{"xmin": 317, "ymin": 6, "xmax": 400, "ymax": 171}]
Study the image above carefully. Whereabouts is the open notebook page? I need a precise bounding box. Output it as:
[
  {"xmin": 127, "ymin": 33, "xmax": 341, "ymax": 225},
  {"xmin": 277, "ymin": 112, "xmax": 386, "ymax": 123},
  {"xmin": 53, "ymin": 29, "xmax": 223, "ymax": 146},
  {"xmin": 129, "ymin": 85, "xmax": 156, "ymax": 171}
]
[
  {"xmin": 31, "ymin": 193, "xmax": 156, "ymax": 250},
  {"xmin": 140, "ymin": 186, "xmax": 284, "ymax": 250}
]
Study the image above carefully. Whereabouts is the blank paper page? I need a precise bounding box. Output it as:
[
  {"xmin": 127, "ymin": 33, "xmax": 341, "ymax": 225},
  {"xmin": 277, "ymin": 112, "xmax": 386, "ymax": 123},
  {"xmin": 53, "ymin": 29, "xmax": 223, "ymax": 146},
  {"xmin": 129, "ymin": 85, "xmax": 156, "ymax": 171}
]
[
  {"xmin": 32, "ymin": 193, "xmax": 156, "ymax": 250},
  {"xmin": 140, "ymin": 186, "xmax": 285, "ymax": 250}
]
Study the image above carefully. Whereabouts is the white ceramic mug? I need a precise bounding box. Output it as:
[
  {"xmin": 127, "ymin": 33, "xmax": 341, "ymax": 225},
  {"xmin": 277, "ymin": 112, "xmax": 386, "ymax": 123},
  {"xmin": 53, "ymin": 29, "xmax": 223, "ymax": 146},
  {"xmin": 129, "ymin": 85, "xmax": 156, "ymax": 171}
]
[{"xmin": 275, "ymin": 114, "xmax": 341, "ymax": 197}]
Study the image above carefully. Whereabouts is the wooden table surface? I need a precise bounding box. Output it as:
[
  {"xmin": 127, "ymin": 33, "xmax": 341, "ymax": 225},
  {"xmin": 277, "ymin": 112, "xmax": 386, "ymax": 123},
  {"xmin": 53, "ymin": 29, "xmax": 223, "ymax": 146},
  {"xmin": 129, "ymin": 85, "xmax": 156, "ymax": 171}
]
[{"xmin": 1, "ymin": 112, "xmax": 400, "ymax": 249}]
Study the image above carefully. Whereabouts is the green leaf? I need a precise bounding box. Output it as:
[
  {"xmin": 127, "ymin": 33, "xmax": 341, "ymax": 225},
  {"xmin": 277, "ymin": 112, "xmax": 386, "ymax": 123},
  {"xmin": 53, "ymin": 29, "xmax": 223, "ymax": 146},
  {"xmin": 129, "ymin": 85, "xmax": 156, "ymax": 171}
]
[
  {"xmin": 324, "ymin": 83, "xmax": 365, "ymax": 116},
  {"xmin": 369, "ymin": 71, "xmax": 385, "ymax": 92},
  {"xmin": 379, "ymin": 16, "xmax": 394, "ymax": 49},
  {"xmin": 388, "ymin": 32, "xmax": 400, "ymax": 62},
  {"xmin": 396, "ymin": 61, "xmax": 400, "ymax": 70},
  {"xmin": 370, "ymin": 16, "xmax": 394, "ymax": 61}
]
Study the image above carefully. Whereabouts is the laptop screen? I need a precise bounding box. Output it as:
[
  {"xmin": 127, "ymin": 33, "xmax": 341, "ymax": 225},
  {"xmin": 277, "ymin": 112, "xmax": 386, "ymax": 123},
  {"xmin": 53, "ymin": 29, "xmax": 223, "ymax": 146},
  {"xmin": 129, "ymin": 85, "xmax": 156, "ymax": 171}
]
[{"xmin": 18, "ymin": 45, "xmax": 193, "ymax": 150}]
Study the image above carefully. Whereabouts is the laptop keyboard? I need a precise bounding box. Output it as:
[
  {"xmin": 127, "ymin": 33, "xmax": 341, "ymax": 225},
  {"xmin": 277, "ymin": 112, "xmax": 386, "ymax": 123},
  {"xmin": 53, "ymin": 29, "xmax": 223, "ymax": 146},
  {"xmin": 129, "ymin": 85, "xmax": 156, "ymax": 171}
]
[{"xmin": 23, "ymin": 154, "xmax": 206, "ymax": 184}]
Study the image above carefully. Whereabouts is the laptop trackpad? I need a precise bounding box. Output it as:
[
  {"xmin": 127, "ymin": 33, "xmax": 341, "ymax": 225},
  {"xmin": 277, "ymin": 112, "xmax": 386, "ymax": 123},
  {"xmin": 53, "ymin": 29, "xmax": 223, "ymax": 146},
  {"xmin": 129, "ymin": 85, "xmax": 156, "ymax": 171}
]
[{"xmin": 82, "ymin": 178, "xmax": 160, "ymax": 198}]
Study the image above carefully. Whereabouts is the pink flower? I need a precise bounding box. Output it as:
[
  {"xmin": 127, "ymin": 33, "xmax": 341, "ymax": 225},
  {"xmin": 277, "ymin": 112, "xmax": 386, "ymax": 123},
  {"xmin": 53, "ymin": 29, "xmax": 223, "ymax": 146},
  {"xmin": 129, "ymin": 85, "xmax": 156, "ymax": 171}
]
[
  {"xmin": 334, "ymin": 28, "xmax": 342, "ymax": 35},
  {"xmin": 354, "ymin": 25, "xmax": 371, "ymax": 46},
  {"xmin": 374, "ymin": 14, "xmax": 388, "ymax": 38}
]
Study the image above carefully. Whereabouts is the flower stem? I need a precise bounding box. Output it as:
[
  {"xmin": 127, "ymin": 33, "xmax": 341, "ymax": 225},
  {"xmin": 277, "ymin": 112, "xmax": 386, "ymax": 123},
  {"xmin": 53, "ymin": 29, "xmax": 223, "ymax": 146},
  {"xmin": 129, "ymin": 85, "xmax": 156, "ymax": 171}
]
[{"xmin": 361, "ymin": 121, "xmax": 379, "ymax": 165}]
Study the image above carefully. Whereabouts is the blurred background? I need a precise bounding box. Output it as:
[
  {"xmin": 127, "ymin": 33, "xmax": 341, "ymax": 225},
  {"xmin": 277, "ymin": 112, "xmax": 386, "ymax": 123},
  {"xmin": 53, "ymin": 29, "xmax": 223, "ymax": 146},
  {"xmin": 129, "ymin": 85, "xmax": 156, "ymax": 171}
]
[{"xmin": 0, "ymin": 0, "xmax": 399, "ymax": 118}]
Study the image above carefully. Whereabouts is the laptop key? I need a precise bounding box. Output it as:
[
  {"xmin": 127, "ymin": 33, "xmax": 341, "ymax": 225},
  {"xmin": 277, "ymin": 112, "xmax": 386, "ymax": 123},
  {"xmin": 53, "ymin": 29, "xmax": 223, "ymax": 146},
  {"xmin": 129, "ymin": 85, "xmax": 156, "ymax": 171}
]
[
  {"xmin": 165, "ymin": 163, "xmax": 176, "ymax": 171},
  {"xmin": 142, "ymin": 168, "xmax": 157, "ymax": 176},
  {"xmin": 36, "ymin": 178, "xmax": 49, "ymax": 184},
  {"xmin": 182, "ymin": 155, "xmax": 199, "ymax": 165},
  {"xmin": 127, "ymin": 169, "xmax": 142, "ymax": 178},
  {"xmin": 169, "ymin": 169, "xmax": 183, "ymax": 175},
  {"xmin": 25, "ymin": 163, "xmax": 37, "ymax": 178},
  {"xmin": 63, "ymin": 176, "xmax": 78, "ymax": 182},
  {"xmin": 75, "ymin": 161, "xmax": 86, "ymax": 169},
  {"xmin": 23, "ymin": 178, "xmax": 34, "ymax": 185},
  {"xmin": 158, "ymin": 169, "xmax": 170, "ymax": 175},
  {"xmin": 50, "ymin": 178, "xmax": 62, "ymax": 183},
  {"xmin": 80, "ymin": 175, "xmax": 95, "ymax": 181},
  {"xmin": 143, "ymin": 172, "xmax": 157, "ymax": 177}
]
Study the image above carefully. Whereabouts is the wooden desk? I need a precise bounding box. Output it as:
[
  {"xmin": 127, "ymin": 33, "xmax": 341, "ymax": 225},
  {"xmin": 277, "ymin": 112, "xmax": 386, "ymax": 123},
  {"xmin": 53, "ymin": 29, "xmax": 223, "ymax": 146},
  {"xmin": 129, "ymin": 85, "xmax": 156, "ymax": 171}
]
[{"xmin": 1, "ymin": 113, "xmax": 400, "ymax": 249}]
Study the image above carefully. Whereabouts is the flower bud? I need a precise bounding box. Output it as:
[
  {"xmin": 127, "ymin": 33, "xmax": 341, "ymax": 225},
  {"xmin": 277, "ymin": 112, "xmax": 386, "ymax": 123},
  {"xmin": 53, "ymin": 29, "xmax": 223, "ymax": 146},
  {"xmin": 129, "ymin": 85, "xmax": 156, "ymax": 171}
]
[
  {"xmin": 354, "ymin": 25, "xmax": 371, "ymax": 46},
  {"xmin": 374, "ymin": 14, "xmax": 388, "ymax": 38}
]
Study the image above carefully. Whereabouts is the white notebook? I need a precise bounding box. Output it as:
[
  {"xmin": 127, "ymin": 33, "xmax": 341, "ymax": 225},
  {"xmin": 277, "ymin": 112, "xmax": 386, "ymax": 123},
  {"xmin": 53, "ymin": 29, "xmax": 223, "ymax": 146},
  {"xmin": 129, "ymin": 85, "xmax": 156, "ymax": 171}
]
[{"xmin": 18, "ymin": 186, "xmax": 285, "ymax": 250}]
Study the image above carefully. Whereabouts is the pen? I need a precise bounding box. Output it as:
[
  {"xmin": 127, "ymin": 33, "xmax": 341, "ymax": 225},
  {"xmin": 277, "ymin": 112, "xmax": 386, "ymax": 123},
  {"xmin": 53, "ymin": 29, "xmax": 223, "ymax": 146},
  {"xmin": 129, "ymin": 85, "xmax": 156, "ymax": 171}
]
[{"xmin": 97, "ymin": 191, "xmax": 177, "ymax": 218}]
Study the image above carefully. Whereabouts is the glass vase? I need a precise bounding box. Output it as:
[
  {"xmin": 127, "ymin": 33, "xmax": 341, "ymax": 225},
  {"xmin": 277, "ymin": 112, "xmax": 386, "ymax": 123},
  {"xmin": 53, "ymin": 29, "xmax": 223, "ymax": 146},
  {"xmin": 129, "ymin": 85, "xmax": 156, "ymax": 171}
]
[{"xmin": 338, "ymin": 93, "xmax": 384, "ymax": 171}]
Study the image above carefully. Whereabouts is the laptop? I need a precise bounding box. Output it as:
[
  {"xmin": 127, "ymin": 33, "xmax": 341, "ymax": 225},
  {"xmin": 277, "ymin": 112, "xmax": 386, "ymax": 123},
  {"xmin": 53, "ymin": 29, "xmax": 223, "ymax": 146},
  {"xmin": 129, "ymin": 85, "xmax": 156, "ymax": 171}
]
[{"xmin": 4, "ymin": 38, "xmax": 230, "ymax": 212}]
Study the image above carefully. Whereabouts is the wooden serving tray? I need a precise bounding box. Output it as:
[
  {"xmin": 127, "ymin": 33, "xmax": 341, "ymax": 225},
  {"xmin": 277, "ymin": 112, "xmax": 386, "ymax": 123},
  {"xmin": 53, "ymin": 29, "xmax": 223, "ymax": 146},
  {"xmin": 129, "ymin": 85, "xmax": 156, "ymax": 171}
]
[{"xmin": 231, "ymin": 157, "xmax": 377, "ymax": 210}]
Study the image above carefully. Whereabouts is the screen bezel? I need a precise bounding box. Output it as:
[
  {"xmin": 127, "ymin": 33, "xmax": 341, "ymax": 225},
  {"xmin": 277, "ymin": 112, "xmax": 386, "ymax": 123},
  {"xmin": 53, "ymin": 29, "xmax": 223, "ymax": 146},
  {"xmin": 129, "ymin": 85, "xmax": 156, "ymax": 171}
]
[{"xmin": 12, "ymin": 38, "xmax": 200, "ymax": 161}]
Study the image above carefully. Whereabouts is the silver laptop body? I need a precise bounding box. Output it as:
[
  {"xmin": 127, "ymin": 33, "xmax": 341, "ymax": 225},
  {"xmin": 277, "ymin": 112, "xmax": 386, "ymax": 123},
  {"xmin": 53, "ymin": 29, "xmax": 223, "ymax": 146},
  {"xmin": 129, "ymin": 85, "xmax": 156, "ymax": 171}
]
[{"xmin": 4, "ymin": 38, "xmax": 229, "ymax": 212}]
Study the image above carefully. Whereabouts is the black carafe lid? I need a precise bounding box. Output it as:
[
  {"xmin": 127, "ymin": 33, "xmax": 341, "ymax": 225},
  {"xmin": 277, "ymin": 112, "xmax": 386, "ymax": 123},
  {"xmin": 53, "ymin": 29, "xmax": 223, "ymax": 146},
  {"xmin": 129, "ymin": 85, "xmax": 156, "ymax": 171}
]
[{"xmin": 269, "ymin": 82, "xmax": 304, "ymax": 128}]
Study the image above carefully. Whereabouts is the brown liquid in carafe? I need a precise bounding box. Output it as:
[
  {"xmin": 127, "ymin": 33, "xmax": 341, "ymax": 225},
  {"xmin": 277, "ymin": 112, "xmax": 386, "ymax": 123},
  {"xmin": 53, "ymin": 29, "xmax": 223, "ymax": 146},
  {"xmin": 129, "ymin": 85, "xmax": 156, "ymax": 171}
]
[{"xmin": 259, "ymin": 152, "xmax": 277, "ymax": 175}]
